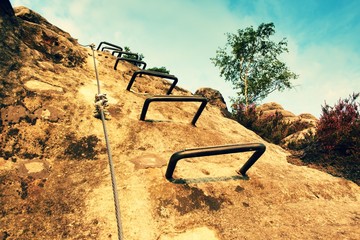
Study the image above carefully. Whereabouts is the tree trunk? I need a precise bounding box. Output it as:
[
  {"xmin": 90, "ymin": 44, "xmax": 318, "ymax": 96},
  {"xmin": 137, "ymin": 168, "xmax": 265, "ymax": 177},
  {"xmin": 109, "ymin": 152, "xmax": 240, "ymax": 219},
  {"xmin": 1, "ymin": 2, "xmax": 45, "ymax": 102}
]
[
  {"xmin": 0, "ymin": 0, "xmax": 15, "ymax": 17},
  {"xmin": 244, "ymin": 74, "xmax": 249, "ymax": 107},
  {"xmin": 239, "ymin": 57, "xmax": 249, "ymax": 108}
]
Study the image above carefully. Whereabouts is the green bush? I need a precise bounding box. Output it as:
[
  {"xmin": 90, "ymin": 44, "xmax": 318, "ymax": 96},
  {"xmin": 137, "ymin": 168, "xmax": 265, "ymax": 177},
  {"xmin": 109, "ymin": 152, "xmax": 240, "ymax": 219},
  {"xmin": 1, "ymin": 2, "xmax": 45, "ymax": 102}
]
[{"xmin": 147, "ymin": 66, "xmax": 170, "ymax": 74}]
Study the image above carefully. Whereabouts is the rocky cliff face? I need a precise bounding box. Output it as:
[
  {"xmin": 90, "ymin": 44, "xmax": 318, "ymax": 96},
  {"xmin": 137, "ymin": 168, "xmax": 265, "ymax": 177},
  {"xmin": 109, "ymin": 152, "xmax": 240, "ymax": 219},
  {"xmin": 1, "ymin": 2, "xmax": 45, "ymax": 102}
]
[
  {"xmin": 1, "ymin": 6, "xmax": 359, "ymax": 240},
  {"xmin": 1, "ymin": 6, "xmax": 86, "ymax": 125}
]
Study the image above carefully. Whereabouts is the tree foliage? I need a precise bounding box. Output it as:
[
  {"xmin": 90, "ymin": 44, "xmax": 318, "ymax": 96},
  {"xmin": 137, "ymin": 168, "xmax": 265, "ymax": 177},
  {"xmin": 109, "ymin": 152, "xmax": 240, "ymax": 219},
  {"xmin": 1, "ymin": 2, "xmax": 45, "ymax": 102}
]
[
  {"xmin": 123, "ymin": 46, "xmax": 144, "ymax": 61},
  {"xmin": 211, "ymin": 22, "xmax": 298, "ymax": 106},
  {"xmin": 146, "ymin": 66, "xmax": 170, "ymax": 74}
]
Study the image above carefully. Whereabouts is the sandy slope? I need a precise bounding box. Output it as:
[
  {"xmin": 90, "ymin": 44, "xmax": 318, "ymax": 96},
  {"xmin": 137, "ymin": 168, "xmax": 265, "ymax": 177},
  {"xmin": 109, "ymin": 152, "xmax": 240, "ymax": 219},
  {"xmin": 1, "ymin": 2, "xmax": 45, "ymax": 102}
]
[{"xmin": 69, "ymin": 51, "xmax": 360, "ymax": 239}]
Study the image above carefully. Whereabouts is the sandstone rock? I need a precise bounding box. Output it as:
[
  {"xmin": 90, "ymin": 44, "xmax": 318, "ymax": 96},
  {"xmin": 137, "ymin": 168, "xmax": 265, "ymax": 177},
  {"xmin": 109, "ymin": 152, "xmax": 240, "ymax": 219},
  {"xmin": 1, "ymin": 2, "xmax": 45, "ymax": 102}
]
[
  {"xmin": 299, "ymin": 113, "xmax": 318, "ymax": 127},
  {"xmin": 0, "ymin": 105, "xmax": 28, "ymax": 124},
  {"xmin": 299, "ymin": 113, "xmax": 318, "ymax": 120},
  {"xmin": 33, "ymin": 106, "xmax": 65, "ymax": 122},
  {"xmin": 195, "ymin": 87, "xmax": 231, "ymax": 117},
  {"xmin": 130, "ymin": 154, "xmax": 167, "ymax": 169},
  {"xmin": 14, "ymin": 6, "xmax": 86, "ymax": 68},
  {"xmin": 257, "ymin": 102, "xmax": 295, "ymax": 118},
  {"xmin": 282, "ymin": 127, "xmax": 316, "ymax": 147},
  {"xmin": 24, "ymin": 161, "xmax": 45, "ymax": 174},
  {"xmin": 159, "ymin": 226, "xmax": 218, "ymax": 240},
  {"xmin": 257, "ymin": 102, "xmax": 284, "ymax": 111},
  {"xmin": 24, "ymin": 80, "xmax": 64, "ymax": 93},
  {"xmin": 256, "ymin": 102, "xmax": 318, "ymax": 147},
  {"xmin": 260, "ymin": 109, "xmax": 296, "ymax": 118}
]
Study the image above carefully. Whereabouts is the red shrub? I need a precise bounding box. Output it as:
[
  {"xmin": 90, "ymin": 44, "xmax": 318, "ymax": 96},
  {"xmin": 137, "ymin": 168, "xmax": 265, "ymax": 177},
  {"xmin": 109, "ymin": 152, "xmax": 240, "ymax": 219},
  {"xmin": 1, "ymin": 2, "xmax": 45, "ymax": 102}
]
[
  {"xmin": 317, "ymin": 93, "xmax": 360, "ymax": 155},
  {"xmin": 232, "ymin": 103, "xmax": 258, "ymax": 129}
]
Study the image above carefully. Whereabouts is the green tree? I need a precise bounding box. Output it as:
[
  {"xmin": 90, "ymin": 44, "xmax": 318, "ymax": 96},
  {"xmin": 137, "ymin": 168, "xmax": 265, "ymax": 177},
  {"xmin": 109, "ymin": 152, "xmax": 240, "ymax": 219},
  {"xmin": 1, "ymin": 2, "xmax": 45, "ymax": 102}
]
[
  {"xmin": 147, "ymin": 66, "xmax": 170, "ymax": 74},
  {"xmin": 211, "ymin": 22, "xmax": 298, "ymax": 107},
  {"xmin": 123, "ymin": 46, "xmax": 144, "ymax": 61}
]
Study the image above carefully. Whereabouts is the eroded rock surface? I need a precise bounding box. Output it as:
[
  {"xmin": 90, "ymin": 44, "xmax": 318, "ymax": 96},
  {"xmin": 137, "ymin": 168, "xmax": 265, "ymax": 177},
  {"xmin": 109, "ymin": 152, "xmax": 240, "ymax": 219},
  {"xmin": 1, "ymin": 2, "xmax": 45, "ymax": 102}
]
[
  {"xmin": 195, "ymin": 87, "xmax": 231, "ymax": 117},
  {"xmin": 257, "ymin": 102, "xmax": 318, "ymax": 147}
]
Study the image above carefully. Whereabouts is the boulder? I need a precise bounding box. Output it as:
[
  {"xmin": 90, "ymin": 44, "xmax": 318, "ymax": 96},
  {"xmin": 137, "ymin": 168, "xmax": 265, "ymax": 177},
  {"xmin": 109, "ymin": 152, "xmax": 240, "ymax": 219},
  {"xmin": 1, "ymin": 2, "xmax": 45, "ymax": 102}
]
[
  {"xmin": 282, "ymin": 127, "xmax": 317, "ymax": 147},
  {"xmin": 257, "ymin": 102, "xmax": 284, "ymax": 111},
  {"xmin": 195, "ymin": 87, "xmax": 231, "ymax": 117},
  {"xmin": 257, "ymin": 102, "xmax": 295, "ymax": 118},
  {"xmin": 256, "ymin": 102, "xmax": 318, "ymax": 147}
]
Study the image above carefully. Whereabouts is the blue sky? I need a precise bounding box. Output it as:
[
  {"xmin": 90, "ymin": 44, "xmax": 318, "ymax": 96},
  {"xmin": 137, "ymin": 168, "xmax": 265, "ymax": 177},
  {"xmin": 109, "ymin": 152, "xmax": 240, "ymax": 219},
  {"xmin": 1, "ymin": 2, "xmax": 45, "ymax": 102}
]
[{"xmin": 12, "ymin": 0, "xmax": 360, "ymax": 118}]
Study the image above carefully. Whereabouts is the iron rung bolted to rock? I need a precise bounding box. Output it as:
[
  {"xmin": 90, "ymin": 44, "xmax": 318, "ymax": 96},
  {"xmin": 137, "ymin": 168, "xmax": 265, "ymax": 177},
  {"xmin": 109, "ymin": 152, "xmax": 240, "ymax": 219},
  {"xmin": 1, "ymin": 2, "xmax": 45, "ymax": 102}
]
[
  {"xmin": 102, "ymin": 46, "xmax": 124, "ymax": 52},
  {"xmin": 165, "ymin": 143, "xmax": 266, "ymax": 181},
  {"xmin": 140, "ymin": 95, "xmax": 207, "ymax": 126},
  {"xmin": 112, "ymin": 50, "xmax": 139, "ymax": 59},
  {"xmin": 114, "ymin": 57, "xmax": 147, "ymax": 70},
  {"xmin": 97, "ymin": 41, "xmax": 123, "ymax": 51},
  {"xmin": 127, "ymin": 70, "xmax": 178, "ymax": 95}
]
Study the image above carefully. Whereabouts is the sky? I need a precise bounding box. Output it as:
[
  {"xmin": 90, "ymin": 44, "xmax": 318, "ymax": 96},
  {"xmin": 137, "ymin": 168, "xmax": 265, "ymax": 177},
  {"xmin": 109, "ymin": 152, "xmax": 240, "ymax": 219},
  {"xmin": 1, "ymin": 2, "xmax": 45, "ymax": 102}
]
[{"xmin": 12, "ymin": 0, "xmax": 360, "ymax": 118}]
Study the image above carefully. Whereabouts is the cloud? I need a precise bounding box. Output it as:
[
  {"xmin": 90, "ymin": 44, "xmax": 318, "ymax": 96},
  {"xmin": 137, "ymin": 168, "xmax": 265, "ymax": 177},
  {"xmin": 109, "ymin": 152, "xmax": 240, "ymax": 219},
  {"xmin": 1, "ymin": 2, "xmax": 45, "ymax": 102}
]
[
  {"xmin": 88, "ymin": 0, "xmax": 242, "ymax": 95},
  {"xmin": 69, "ymin": 0, "xmax": 90, "ymax": 17},
  {"xmin": 10, "ymin": 0, "xmax": 360, "ymax": 118},
  {"xmin": 264, "ymin": 39, "xmax": 360, "ymax": 117},
  {"xmin": 11, "ymin": 0, "xmax": 31, "ymax": 7}
]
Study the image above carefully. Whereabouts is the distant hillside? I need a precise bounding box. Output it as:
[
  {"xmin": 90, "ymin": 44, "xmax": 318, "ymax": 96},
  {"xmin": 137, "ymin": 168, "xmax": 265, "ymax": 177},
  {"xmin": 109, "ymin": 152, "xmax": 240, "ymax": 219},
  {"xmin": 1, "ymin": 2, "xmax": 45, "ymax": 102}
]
[{"xmin": 1, "ymin": 6, "xmax": 359, "ymax": 240}]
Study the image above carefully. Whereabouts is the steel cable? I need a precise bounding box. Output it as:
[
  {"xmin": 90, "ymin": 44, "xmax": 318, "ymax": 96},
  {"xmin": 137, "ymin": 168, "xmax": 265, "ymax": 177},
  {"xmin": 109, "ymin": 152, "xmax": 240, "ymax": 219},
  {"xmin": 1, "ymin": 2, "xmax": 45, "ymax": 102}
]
[
  {"xmin": 88, "ymin": 44, "xmax": 124, "ymax": 240},
  {"xmin": 90, "ymin": 44, "xmax": 101, "ymax": 95}
]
